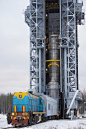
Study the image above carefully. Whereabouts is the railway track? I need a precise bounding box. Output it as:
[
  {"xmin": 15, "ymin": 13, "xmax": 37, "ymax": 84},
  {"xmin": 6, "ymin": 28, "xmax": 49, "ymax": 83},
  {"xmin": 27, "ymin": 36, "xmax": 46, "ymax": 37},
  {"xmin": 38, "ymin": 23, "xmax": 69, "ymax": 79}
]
[
  {"xmin": 1, "ymin": 127, "xmax": 14, "ymax": 129},
  {"xmin": 1, "ymin": 120, "xmax": 46, "ymax": 129},
  {"xmin": 1, "ymin": 126, "xmax": 19, "ymax": 129},
  {"xmin": 1, "ymin": 126, "xmax": 32, "ymax": 129}
]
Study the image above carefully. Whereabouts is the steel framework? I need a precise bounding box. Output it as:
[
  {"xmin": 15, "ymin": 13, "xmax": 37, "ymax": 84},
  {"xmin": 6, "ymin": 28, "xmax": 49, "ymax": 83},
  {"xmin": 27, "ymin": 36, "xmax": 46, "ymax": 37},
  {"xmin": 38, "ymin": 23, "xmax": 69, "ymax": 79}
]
[
  {"xmin": 25, "ymin": 0, "xmax": 45, "ymax": 93},
  {"xmin": 25, "ymin": 0, "xmax": 84, "ymax": 118},
  {"xmin": 60, "ymin": 0, "xmax": 84, "ymax": 117},
  {"xmin": 61, "ymin": 0, "xmax": 77, "ymax": 98}
]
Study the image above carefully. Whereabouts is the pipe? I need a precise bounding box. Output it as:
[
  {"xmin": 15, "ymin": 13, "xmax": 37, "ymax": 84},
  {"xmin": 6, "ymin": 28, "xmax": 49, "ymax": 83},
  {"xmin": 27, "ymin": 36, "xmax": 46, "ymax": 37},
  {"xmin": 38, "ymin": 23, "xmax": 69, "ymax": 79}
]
[
  {"xmin": 66, "ymin": 90, "xmax": 79, "ymax": 115},
  {"xmin": 39, "ymin": 49, "xmax": 41, "ymax": 93}
]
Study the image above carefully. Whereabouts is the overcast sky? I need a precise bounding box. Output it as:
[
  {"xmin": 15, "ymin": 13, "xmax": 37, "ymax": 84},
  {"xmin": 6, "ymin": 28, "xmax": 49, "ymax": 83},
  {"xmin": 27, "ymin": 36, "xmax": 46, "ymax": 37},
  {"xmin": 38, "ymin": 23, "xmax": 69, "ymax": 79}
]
[{"xmin": 0, "ymin": 0, "xmax": 86, "ymax": 94}]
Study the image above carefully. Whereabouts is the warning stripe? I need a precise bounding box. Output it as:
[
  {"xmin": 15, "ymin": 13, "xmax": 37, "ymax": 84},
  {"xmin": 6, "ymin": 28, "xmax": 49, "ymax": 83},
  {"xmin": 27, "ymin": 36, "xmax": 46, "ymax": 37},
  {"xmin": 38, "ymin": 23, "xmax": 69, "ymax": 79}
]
[
  {"xmin": 23, "ymin": 116, "xmax": 29, "ymax": 119},
  {"xmin": 14, "ymin": 106, "xmax": 17, "ymax": 112},
  {"xmin": 22, "ymin": 106, "xmax": 25, "ymax": 112}
]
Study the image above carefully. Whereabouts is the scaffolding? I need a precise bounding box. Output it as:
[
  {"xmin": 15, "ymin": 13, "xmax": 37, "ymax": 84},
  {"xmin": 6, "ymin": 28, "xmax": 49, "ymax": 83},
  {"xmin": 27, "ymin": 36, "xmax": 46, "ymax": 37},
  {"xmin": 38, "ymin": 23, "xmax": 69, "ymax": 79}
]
[
  {"xmin": 25, "ymin": 0, "xmax": 84, "ymax": 118},
  {"xmin": 25, "ymin": 0, "xmax": 45, "ymax": 93}
]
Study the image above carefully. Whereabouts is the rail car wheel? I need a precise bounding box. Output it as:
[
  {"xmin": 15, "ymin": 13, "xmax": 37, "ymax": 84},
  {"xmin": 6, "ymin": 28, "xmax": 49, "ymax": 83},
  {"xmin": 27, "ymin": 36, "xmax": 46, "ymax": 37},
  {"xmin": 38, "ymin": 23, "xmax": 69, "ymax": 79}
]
[
  {"xmin": 28, "ymin": 112, "xmax": 32, "ymax": 126},
  {"xmin": 32, "ymin": 115, "xmax": 36, "ymax": 125},
  {"xmin": 53, "ymin": 116, "xmax": 55, "ymax": 120},
  {"xmin": 42, "ymin": 114, "xmax": 46, "ymax": 122},
  {"xmin": 7, "ymin": 113, "xmax": 11, "ymax": 124},
  {"xmin": 35, "ymin": 116, "xmax": 38, "ymax": 124},
  {"xmin": 29, "ymin": 117, "xmax": 32, "ymax": 126},
  {"xmin": 46, "ymin": 117, "xmax": 48, "ymax": 121},
  {"xmin": 8, "ymin": 117, "xmax": 11, "ymax": 124}
]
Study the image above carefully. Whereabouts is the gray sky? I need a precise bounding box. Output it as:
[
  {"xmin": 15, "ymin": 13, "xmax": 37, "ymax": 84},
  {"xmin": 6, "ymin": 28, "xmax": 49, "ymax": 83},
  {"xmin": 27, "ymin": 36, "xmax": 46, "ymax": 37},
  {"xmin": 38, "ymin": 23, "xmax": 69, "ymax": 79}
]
[
  {"xmin": 0, "ymin": 0, "xmax": 30, "ymax": 94},
  {"xmin": 0, "ymin": 0, "xmax": 86, "ymax": 94}
]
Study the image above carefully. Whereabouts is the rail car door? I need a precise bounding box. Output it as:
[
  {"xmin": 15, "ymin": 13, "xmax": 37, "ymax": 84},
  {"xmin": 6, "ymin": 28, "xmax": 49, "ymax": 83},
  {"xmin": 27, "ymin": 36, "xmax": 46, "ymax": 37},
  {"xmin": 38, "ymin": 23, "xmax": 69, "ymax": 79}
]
[
  {"xmin": 29, "ymin": 99, "xmax": 32, "ymax": 111},
  {"xmin": 51, "ymin": 106, "xmax": 53, "ymax": 115}
]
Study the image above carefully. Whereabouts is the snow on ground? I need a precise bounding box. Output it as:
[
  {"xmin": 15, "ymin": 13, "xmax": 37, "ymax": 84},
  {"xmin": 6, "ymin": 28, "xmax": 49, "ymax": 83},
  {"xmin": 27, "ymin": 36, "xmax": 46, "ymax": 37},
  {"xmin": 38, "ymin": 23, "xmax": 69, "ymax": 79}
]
[
  {"xmin": 0, "ymin": 114, "xmax": 86, "ymax": 129},
  {"xmin": 0, "ymin": 114, "xmax": 12, "ymax": 129}
]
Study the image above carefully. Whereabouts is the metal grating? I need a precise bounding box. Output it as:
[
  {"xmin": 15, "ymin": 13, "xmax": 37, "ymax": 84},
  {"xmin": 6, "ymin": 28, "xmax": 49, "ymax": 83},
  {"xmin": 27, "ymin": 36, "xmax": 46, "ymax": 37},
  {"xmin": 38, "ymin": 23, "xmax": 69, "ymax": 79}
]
[
  {"xmin": 25, "ymin": 0, "xmax": 45, "ymax": 93},
  {"xmin": 61, "ymin": 0, "xmax": 78, "ymax": 97}
]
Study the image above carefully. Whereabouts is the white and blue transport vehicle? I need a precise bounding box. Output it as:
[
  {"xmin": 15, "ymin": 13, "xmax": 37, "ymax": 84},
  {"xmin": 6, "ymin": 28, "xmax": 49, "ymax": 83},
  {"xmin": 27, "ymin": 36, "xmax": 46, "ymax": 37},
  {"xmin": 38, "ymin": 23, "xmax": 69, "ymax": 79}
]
[{"xmin": 8, "ymin": 92, "xmax": 58, "ymax": 126}]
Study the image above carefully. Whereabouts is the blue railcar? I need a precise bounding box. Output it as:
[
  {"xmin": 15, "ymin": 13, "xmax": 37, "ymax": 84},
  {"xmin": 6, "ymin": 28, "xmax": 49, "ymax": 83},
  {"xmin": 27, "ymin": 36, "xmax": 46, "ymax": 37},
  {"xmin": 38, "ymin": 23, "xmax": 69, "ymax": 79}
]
[
  {"xmin": 13, "ymin": 92, "xmax": 44, "ymax": 113},
  {"xmin": 8, "ymin": 92, "xmax": 58, "ymax": 127},
  {"xmin": 10, "ymin": 92, "xmax": 45, "ymax": 126}
]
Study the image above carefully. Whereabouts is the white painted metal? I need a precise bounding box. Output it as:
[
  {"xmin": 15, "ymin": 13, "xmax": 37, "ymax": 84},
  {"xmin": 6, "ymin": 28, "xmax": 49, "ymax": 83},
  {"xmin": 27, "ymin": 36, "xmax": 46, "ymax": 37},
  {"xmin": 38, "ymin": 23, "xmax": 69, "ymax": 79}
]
[
  {"xmin": 25, "ymin": 0, "xmax": 84, "ymax": 118},
  {"xmin": 25, "ymin": 0, "xmax": 45, "ymax": 93},
  {"xmin": 41, "ymin": 95, "xmax": 58, "ymax": 117},
  {"xmin": 66, "ymin": 90, "xmax": 79, "ymax": 115}
]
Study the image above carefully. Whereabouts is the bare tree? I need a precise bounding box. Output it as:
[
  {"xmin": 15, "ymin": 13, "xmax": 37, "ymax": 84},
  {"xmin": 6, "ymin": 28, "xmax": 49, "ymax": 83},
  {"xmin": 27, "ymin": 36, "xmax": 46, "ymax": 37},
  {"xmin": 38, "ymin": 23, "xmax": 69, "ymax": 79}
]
[{"xmin": 0, "ymin": 93, "xmax": 13, "ymax": 114}]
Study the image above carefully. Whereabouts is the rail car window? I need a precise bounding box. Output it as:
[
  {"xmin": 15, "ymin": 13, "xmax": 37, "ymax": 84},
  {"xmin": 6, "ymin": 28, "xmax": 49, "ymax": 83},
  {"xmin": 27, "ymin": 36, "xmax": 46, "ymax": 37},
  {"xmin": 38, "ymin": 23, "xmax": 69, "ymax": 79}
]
[{"xmin": 48, "ymin": 104, "xmax": 50, "ymax": 110}]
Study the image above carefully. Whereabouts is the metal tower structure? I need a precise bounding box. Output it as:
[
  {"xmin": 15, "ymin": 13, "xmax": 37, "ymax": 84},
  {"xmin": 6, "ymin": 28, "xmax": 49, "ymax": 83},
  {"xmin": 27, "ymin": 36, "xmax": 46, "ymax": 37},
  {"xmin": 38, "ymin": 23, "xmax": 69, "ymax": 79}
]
[
  {"xmin": 25, "ymin": 0, "xmax": 84, "ymax": 118},
  {"xmin": 60, "ymin": 0, "xmax": 84, "ymax": 117},
  {"xmin": 25, "ymin": 0, "xmax": 46, "ymax": 93}
]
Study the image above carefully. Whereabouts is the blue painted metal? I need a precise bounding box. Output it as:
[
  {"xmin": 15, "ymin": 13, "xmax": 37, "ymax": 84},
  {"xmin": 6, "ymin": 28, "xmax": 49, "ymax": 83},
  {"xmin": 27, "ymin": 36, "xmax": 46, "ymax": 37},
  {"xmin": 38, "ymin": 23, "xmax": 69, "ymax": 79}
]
[{"xmin": 12, "ymin": 93, "xmax": 44, "ymax": 113}]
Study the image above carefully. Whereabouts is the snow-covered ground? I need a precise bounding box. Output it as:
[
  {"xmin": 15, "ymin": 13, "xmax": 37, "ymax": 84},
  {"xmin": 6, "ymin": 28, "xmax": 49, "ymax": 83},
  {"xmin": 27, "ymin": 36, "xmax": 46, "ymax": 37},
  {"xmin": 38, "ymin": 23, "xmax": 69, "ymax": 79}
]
[{"xmin": 0, "ymin": 114, "xmax": 86, "ymax": 129}]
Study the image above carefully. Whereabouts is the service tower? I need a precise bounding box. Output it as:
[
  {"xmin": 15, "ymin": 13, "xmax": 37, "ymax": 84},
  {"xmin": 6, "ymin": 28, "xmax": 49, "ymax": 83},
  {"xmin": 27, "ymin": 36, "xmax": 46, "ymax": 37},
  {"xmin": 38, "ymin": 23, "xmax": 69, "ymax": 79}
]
[{"xmin": 25, "ymin": 0, "xmax": 84, "ymax": 118}]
